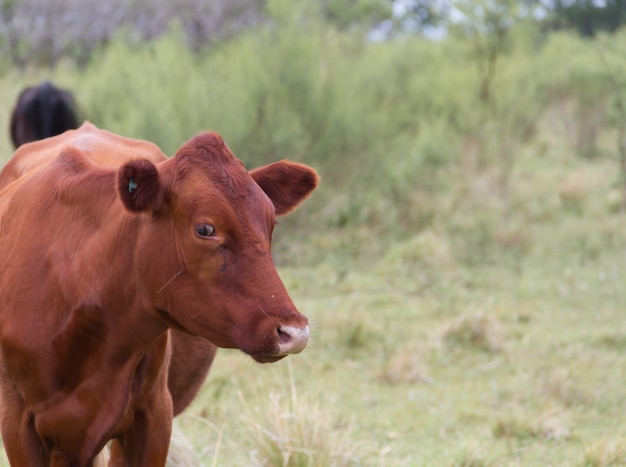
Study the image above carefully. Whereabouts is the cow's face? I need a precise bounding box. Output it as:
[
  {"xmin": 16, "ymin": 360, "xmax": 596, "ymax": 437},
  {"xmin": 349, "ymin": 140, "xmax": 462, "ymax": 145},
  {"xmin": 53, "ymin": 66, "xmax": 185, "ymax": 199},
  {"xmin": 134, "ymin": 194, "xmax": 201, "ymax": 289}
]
[{"xmin": 116, "ymin": 133, "xmax": 318, "ymax": 363}]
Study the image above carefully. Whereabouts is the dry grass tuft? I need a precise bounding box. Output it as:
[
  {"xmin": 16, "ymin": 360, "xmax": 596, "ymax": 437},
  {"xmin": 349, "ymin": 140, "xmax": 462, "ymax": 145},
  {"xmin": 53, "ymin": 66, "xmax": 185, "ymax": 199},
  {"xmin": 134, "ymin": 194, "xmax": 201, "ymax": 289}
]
[
  {"xmin": 558, "ymin": 169, "xmax": 591, "ymax": 213},
  {"xmin": 605, "ymin": 189, "xmax": 624, "ymax": 213},
  {"xmin": 492, "ymin": 415, "xmax": 538, "ymax": 441},
  {"xmin": 534, "ymin": 409, "xmax": 573, "ymax": 440},
  {"xmin": 377, "ymin": 344, "xmax": 432, "ymax": 385},
  {"xmin": 435, "ymin": 310, "xmax": 506, "ymax": 353},
  {"xmin": 166, "ymin": 425, "xmax": 205, "ymax": 467},
  {"xmin": 539, "ymin": 368, "xmax": 594, "ymax": 406},
  {"xmin": 383, "ymin": 229, "xmax": 455, "ymax": 270},
  {"xmin": 493, "ymin": 407, "xmax": 572, "ymax": 442},
  {"xmin": 326, "ymin": 307, "xmax": 380, "ymax": 352},
  {"xmin": 340, "ymin": 321, "xmax": 371, "ymax": 350},
  {"xmin": 492, "ymin": 226, "xmax": 532, "ymax": 254},
  {"xmin": 451, "ymin": 440, "xmax": 494, "ymax": 467},
  {"xmin": 166, "ymin": 417, "xmax": 224, "ymax": 467},
  {"xmin": 238, "ymin": 361, "xmax": 366, "ymax": 466},
  {"xmin": 582, "ymin": 438, "xmax": 626, "ymax": 466},
  {"xmin": 452, "ymin": 456, "xmax": 490, "ymax": 467}
]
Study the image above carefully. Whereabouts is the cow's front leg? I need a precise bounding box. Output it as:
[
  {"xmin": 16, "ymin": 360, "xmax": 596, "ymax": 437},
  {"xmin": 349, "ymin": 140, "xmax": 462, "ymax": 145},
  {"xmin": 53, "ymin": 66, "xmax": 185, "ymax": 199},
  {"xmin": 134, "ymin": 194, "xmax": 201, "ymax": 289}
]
[
  {"xmin": 0, "ymin": 391, "xmax": 48, "ymax": 467},
  {"xmin": 107, "ymin": 390, "xmax": 173, "ymax": 467},
  {"xmin": 1, "ymin": 422, "xmax": 48, "ymax": 467}
]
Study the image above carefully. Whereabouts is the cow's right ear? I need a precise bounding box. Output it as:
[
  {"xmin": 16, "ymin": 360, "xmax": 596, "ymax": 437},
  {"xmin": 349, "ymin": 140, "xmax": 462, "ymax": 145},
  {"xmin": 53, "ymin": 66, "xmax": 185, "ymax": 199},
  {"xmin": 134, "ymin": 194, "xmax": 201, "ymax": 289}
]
[{"xmin": 117, "ymin": 159, "xmax": 165, "ymax": 212}]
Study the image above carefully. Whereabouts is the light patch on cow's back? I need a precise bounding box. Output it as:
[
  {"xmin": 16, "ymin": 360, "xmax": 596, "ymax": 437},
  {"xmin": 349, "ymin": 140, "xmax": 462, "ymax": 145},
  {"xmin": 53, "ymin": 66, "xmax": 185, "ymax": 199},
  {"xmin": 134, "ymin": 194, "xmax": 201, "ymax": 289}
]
[
  {"xmin": 67, "ymin": 133, "xmax": 166, "ymax": 169},
  {"xmin": 67, "ymin": 134, "xmax": 127, "ymax": 168},
  {"xmin": 69, "ymin": 134, "xmax": 101, "ymax": 154}
]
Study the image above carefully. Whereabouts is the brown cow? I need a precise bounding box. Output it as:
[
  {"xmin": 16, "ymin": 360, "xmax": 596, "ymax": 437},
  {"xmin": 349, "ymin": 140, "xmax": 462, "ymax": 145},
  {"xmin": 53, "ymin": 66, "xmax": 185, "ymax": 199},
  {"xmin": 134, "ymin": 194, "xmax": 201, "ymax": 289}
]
[
  {"xmin": 1, "ymin": 122, "xmax": 220, "ymax": 422},
  {"xmin": 9, "ymin": 81, "xmax": 79, "ymax": 149},
  {"xmin": 0, "ymin": 122, "xmax": 318, "ymax": 466}
]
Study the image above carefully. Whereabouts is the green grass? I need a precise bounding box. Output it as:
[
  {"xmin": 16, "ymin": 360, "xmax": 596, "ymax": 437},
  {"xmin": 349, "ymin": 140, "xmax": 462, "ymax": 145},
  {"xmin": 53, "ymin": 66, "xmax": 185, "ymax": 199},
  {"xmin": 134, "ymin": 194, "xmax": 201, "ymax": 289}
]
[{"xmin": 169, "ymin": 251, "xmax": 625, "ymax": 466}]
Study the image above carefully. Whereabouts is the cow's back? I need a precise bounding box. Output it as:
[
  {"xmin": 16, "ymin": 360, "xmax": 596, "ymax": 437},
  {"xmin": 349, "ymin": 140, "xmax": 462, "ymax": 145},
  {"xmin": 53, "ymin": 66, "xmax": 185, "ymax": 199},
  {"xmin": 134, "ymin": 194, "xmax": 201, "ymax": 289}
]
[
  {"xmin": 0, "ymin": 122, "xmax": 167, "ymax": 218},
  {"xmin": 1, "ymin": 121, "xmax": 165, "ymax": 186}
]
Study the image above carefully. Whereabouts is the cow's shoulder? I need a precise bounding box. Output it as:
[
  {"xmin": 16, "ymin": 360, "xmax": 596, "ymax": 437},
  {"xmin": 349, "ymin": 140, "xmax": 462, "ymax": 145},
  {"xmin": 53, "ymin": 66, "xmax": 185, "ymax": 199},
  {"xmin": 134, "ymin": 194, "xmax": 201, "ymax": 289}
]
[
  {"xmin": 69, "ymin": 122, "xmax": 166, "ymax": 167},
  {"xmin": 0, "ymin": 123, "xmax": 167, "ymax": 191}
]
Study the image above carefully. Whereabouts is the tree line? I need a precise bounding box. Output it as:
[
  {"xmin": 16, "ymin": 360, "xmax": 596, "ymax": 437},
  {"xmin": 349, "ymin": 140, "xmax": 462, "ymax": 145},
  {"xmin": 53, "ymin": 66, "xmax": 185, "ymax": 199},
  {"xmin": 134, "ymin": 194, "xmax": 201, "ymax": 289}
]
[{"xmin": 0, "ymin": 0, "xmax": 624, "ymax": 70}]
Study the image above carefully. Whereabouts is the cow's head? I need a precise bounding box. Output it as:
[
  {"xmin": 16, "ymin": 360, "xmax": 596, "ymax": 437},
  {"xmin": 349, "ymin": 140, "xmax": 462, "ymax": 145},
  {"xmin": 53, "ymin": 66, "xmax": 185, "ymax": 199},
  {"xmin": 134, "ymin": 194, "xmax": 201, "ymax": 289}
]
[{"xmin": 115, "ymin": 132, "xmax": 318, "ymax": 363}]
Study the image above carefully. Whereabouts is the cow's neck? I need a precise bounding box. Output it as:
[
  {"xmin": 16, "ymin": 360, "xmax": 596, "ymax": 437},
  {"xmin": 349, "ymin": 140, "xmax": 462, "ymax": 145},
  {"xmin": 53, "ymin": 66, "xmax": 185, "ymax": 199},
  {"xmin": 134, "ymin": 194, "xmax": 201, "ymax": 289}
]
[{"xmin": 47, "ymin": 208, "xmax": 172, "ymax": 375}]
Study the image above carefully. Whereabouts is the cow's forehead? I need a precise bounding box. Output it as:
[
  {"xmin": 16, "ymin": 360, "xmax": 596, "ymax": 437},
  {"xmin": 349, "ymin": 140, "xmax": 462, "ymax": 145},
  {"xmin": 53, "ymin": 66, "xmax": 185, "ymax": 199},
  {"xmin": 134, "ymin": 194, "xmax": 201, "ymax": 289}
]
[
  {"xmin": 173, "ymin": 149, "xmax": 251, "ymax": 197},
  {"xmin": 169, "ymin": 147, "xmax": 275, "ymax": 232},
  {"xmin": 171, "ymin": 133, "xmax": 254, "ymax": 198}
]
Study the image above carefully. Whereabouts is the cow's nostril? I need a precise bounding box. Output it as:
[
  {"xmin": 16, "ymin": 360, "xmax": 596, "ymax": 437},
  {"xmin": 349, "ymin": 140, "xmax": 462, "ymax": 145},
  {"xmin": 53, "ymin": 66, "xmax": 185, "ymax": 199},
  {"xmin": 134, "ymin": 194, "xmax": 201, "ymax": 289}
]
[{"xmin": 277, "ymin": 327, "xmax": 292, "ymax": 344}]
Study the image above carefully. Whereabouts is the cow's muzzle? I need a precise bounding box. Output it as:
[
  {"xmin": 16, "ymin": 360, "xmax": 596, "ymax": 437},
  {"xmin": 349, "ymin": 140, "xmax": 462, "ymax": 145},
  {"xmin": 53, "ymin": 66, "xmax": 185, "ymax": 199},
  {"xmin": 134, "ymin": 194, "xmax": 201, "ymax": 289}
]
[
  {"xmin": 276, "ymin": 324, "xmax": 309, "ymax": 356},
  {"xmin": 247, "ymin": 322, "xmax": 310, "ymax": 363}
]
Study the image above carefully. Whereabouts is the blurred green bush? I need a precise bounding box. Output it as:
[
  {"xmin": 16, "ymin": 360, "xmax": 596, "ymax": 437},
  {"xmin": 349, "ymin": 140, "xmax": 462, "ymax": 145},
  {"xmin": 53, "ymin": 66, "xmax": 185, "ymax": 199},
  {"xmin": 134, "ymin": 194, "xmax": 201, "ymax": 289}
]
[{"xmin": 2, "ymin": 4, "xmax": 625, "ymax": 268}]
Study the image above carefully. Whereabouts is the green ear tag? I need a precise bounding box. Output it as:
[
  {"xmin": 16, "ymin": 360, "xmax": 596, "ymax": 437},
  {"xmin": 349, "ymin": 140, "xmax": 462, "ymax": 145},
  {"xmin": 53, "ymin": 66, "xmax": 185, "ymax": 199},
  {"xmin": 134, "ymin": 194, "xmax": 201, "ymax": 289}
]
[{"xmin": 128, "ymin": 178, "xmax": 138, "ymax": 193}]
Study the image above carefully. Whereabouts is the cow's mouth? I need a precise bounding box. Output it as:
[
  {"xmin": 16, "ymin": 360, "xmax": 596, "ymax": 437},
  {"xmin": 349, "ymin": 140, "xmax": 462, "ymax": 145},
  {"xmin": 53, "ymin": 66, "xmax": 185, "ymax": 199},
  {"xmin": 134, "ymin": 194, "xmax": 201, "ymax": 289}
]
[{"xmin": 251, "ymin": 353, "xmax": 287, "ymax": 364}]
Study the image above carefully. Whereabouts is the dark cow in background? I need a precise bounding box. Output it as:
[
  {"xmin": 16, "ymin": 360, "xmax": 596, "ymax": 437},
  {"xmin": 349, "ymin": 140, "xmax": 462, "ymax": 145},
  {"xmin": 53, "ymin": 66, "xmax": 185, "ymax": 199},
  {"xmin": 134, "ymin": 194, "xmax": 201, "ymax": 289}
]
[
  {"xmin": 9, "ymin": 81, "xmax": 78, "ymax": 148},
  {"xmin": 0, "ymin": 122, "xmax": 318, "ymax": 466}
]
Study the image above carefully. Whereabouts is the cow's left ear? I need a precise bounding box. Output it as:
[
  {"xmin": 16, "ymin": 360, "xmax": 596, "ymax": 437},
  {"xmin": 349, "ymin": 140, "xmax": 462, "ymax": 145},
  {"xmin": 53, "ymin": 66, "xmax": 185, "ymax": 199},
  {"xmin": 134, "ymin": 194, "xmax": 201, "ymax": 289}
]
[
  {"xmin": 249, "ymin": 161, "xmax": 319, "ymax": 216},
  {"xmin": 117, "ymin": 159, "xmax": 165, "ymax": 212}
]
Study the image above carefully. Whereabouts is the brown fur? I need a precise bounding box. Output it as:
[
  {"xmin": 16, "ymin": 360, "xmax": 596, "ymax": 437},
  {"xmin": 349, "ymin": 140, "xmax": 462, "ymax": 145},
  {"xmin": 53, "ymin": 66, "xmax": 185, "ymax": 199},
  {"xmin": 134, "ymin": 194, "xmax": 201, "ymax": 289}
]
[{"xmin": 0, "ymin": 123, "xmax": 318, "ymax": 466}]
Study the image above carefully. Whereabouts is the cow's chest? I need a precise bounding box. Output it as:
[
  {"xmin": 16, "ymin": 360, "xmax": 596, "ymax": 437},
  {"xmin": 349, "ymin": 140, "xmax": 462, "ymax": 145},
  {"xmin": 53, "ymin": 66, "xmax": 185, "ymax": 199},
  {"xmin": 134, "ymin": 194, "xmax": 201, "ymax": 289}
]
[{"xmin": 36, "ymin": 342, "xmax": 168, "ymax": 460}]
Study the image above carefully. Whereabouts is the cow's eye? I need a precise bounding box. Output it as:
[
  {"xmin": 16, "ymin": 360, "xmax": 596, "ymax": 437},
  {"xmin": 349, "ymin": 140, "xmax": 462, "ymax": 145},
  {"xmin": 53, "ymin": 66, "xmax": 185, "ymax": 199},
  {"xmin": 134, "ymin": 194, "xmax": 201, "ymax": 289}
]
[{"xmin": 195, "ymin": 224, "xmax": 216, "ymax": 238}]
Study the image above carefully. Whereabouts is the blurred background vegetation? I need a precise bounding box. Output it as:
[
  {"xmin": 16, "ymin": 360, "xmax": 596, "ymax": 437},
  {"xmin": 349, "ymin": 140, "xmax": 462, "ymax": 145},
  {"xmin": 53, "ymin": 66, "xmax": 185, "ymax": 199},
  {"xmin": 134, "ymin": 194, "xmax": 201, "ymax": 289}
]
[
  {"xmin": 1, "ymin": 0, "xmax": 626, "ymax": 465},
  {"xmin": 0, "ymin": 0, "xmax": 625, "ymax": 260}
]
